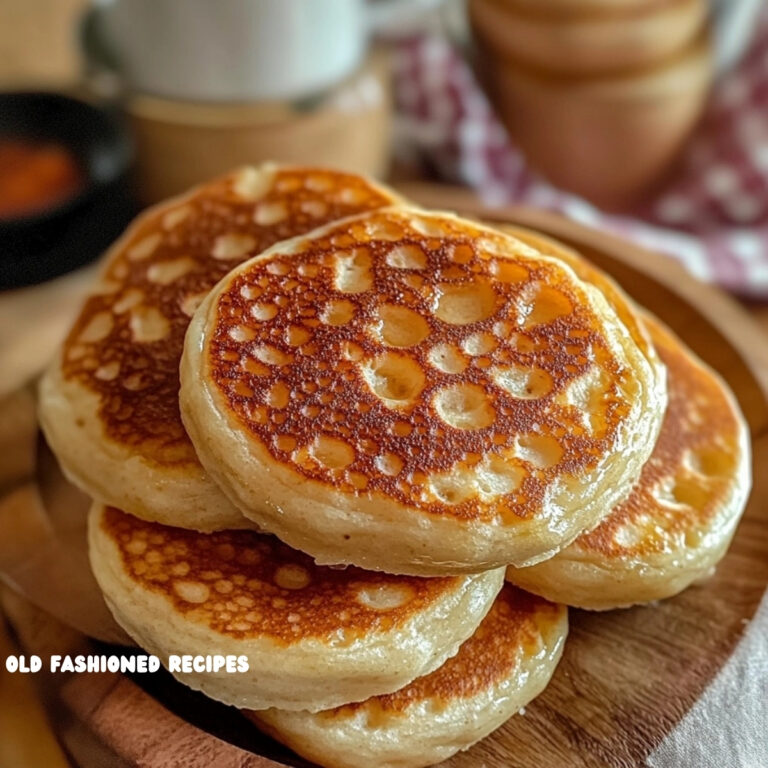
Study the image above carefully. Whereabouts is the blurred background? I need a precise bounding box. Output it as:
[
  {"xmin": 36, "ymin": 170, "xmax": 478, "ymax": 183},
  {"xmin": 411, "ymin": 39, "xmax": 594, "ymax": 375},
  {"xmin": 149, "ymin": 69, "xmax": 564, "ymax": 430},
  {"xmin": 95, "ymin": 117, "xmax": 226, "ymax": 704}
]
[
  {"xmin": 0, "ymin": 0, "xmax": 766, "ymax": 363},
  {"xmin": 1, "ymin": 0, "xmax": 766, "ymax": 401},
  {"xmin": 0, "ymin": 0, "xmax": 766, "ymax": 281}
]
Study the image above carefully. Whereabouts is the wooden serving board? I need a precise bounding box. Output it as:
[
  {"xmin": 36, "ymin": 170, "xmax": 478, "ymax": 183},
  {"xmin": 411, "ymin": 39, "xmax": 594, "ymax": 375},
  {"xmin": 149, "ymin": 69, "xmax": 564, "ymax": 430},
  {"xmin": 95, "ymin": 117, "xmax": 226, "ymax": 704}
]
[{"xmin": 1, "ymin": 186, "xmax": 767, "ymax": 768}]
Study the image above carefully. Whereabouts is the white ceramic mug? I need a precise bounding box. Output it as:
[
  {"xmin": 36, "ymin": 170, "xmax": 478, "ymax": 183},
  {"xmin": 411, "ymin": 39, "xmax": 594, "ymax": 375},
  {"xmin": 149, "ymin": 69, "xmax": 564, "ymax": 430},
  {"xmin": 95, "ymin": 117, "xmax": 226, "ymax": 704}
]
[{"xmin": 85, "ymin": 0, "xmax": 442, "ymax": 102}]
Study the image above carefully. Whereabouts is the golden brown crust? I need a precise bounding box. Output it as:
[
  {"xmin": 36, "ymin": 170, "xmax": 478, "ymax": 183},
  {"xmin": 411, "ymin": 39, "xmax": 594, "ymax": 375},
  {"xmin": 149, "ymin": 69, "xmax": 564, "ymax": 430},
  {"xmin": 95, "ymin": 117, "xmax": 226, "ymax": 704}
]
[
  {"xmin": 101, "ymin": 506, "xmax": 461, "ymax": 644},
  {"xmin": 507, "ymin": 312, "xmax": 750, "ymax": 610},
  {"xmin": 498, "ymin": 225, "xmax": 660, "ymax": 378},
  {"xmin": 324, "ymin": 586, "xmax": 563, "ymax": 715},
  {"xmin": 204, "ymin": 209, "xmax": 637, "ymax": 524},
  {"xmin": 242, "ymin": 584, "xmax": 567, "ymax": 768},
  {"xmin": 60, "ymin": 166, "xmax": 400, "ymax": 469},
  {"xmin": 575, "ymin": 316, "xmax": 744, "ymax": 558}
]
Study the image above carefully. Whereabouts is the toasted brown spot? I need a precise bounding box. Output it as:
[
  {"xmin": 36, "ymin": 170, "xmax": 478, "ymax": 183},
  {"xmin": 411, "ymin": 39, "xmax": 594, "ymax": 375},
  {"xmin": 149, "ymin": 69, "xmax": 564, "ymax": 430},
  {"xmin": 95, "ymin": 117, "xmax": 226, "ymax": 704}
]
[{"xmin": 102, "ymin": 507, "xmax": 460, "ymax": 644}]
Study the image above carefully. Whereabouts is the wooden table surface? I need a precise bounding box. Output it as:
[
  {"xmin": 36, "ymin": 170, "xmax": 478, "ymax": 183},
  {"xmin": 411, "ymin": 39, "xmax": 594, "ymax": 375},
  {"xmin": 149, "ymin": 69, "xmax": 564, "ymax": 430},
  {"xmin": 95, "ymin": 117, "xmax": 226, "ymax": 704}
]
[{"xmin": 1, "ymin": 201, "xmax": 767, "ymax": 768}]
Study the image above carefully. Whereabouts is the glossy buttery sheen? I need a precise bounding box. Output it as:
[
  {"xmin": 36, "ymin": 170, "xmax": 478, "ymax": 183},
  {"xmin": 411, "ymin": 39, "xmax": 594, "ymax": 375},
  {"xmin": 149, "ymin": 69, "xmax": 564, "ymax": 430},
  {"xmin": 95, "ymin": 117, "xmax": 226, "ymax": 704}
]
[
  {"xmin": 39, "ymin": 164, "xmax": 404, "ymax": 531},
  {"xmin": 88, "ymin": 504, "xmax": 504, "ymax": 710},
  {"xmin": 247, "ymin": 585, "xmax": 567, "ymax": 768},
  {"xmin": 180, "ymin": 207, "xmax": 665, "ymax": 575}
]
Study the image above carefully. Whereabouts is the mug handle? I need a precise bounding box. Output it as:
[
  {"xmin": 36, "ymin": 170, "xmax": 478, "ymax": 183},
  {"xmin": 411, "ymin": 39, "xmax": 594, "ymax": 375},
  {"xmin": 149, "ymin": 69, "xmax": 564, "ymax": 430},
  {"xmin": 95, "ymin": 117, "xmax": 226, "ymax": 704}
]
[
  {"xmin": 79, "ymin": 5, "xmax": 125, "ymax": 100},
  {"xmin": 709, "ymin": 0, "xmax": 763, "ymax": 74},
  {"xmin": 367, "ymin": 0, "xmax": 446, "ymax": 35}
]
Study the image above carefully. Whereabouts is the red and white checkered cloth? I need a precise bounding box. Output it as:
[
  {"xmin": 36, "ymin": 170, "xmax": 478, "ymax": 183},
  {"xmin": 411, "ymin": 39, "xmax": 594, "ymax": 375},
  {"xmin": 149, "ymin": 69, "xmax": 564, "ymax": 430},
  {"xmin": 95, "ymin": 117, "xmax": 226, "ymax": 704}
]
[{"xmin": 391, "ymin": 7, "xmax": 768, "ymax": 297}]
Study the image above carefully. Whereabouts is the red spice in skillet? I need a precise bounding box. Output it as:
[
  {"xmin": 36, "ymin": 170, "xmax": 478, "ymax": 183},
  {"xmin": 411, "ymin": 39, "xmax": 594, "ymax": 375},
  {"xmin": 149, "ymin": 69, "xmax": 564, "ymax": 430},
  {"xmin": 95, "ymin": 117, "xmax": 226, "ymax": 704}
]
[{"xmin": 0, "ymin": 138, "xmax": 84, "ymax": 219}]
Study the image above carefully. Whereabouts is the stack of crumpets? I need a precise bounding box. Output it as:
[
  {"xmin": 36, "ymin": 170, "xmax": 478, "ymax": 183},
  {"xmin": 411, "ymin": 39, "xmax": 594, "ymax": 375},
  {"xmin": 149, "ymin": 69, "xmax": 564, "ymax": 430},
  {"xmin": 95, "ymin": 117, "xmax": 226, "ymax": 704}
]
[{"xmin": 39, "ymin": 165, "xmax": 751, "ymax": 768}]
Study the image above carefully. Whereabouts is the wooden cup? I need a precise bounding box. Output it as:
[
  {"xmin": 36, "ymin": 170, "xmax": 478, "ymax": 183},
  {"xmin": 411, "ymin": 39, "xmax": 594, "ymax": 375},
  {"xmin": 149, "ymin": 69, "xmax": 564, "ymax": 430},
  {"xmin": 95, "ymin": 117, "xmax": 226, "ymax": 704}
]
[
  {"xmin": 469, "ymin": 0, "xmax": 708, "ymax": 76},
  {"xmin": 476, "ymin": 34, "xmax": 712, "ymax": 208},
  {"xmin": 126, "ymin": 52, "xmax": 392, "ymax": 205}
]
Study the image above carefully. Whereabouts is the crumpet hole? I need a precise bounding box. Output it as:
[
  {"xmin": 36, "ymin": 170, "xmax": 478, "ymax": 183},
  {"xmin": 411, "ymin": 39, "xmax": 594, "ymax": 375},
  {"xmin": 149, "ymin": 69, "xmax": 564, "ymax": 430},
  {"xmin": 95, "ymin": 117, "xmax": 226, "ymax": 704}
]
[
  {"xmin": 516, "ymin": 434, "xmax": 563, "ymax": 469},
  {"xmin": 78, "ymin": 311, "xmax": 113, "ymax": 343},
  {"xmin": 301, "ymin": 199, "xmax": 328, "ymax": 218},
  {"xmin": 614, "ymin": 524, "xmax": 645, "ymax": 549},
  {"xmin": 251, "ymin": 303, "xmax": 278, "ymax": 321},
  {"xmin": 374, "ymin": 304, "xmax": 430, "ymax": 347},
  {"xmin": 310, "ymin": 435, "xmax": 355, "ymax": 470},
  {"xmin": 274, "ymin": 564, "xmax": 311, "ymax": 590},
  {"xmin": 162, "ymin": 205, "xmax": 191, "ymax": 230},
  {"xmin": 285, "ymin": 325, "xmax": 311, "ymax": 346},
  {"xmin": 212, "ymin": 233, "xmax": 256, "ymax": 261},
  {"xmin": 233, "ymin": 166, "xmax": 274, "ymax": 200},
  {"xmin": 686, "ymin": 447, "xmax": 734, "ymax": 477},
  {"xmin": 428, "ymin": 474, "xmax": 473, "ymax": 505},
  {"xmin": 95, "ymin": 361, "xmax": 120, "ymax": 381},
  {"xmin": 147, "ymin": 257, "xmax": 195, "ymax": 285},
  {"xmin": 672, "ymin": 474, "xmax": 710, "ymax": 509},
  {"xmin": 386, "ymin": 244, "xmax": 427, "ymax": 270},
  {"xmin": 434, "ymin": 383, "xmax": 495, "ymax": 430},
  {"xmin": 254, "ymin": 201, "xmax": 287, "ymax": 226},
  {"xmin": 434, "ymin": 281, "xmax": 496, "ymax": 325},
  {"xmin": 518, "ymin": 284, "xmax": 572, "ymax": 328},
  {"xmin": 267, "ymin": 381, "xmax": 290, "ymax": 409},
  {"xmin": 361, "ymin": 352, "xmax": 425, "ymax": 407},
  {"xmin": 462, "ymin": 332, "xmax": 497, "ymax": 356},
  {"xmin": 321, "ymin": 299, "xmax": 355, "ymax": 326},
  {"xmin": 306, "ymin": 173, "xmax": 333, "ymax": 192},
  {"xmin": 366, "ymin": 218, "xmax": 404, "ymax": 241},
  {"xmin": 375, "ymin": 453, "xmax": 404, "ymax": 476},
  {"xmin": 357, "ymin": 584, "xmax": 413, "ymax": 610},
  {"xmin": 428, "ymin": 344, "xmax": 467, "ymax": 374},
  {"xmin": 492, "ymin": 365, "xmax": 552, "ymax": 399},
  {"xmin": 560, "ymin": 366, "xmax": 608, "ymax": 434},
  {"xmin": 491, "ymin": 260, "xmax": 529, "ymax": 284},
  {"xmin": 114, "ymin": 289, "xmax": 144, "ymax": 314},
  {"xmin": 411, "ymin": 217, "xmax": 450, "ymax": 237},
  {"xmin": 242, "ymin": 357, "xmax": 269, "ymax": 375},
  {"xmin": 127, "ymin": 233, "xmax": 161, "ymax": 261},
  {"xmin": 254, "ymin": 345, "xmax": 292, "ymax": 366},
  {"xmin": 334, "ymin": 248, "xmax": 373, "ymax": 293},
  {"xmin": 230, "ymin": 325, "xmax": 256, "ymax": 342},
  {"xmin": 129, "ymin": 307, "xmax": 169, "ymax": 343},
  {"xmin": 475, "ymin": 455, "xmax": 525, "ymax": 498},
  {"xmin": 173, "ymin": 581, "xmax": 210, "ymax": 604}
]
